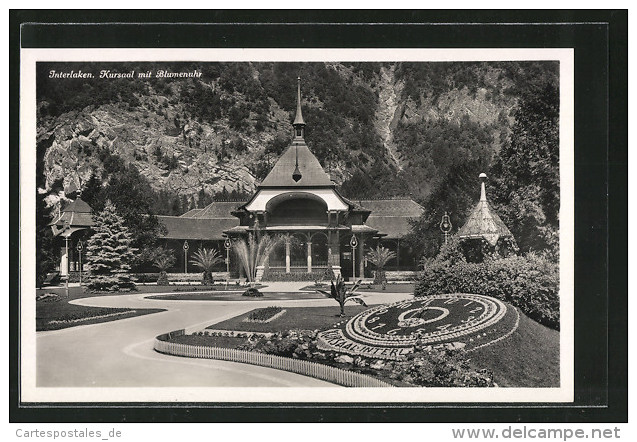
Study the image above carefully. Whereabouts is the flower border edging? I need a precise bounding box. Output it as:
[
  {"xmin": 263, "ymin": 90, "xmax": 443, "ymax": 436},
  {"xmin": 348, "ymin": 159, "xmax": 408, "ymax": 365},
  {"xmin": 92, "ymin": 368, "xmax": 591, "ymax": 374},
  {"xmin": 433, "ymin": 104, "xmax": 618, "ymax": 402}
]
[{"xmin": 154, "ymin": 330, "xmax": 393, "ymax": 388}]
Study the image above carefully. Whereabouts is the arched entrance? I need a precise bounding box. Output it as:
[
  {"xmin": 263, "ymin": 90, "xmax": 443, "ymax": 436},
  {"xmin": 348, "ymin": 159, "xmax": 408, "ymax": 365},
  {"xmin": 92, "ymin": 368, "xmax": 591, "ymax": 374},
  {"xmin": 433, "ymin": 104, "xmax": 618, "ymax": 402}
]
[{"xmin": 266, "ymin": 193, "xmax": 327, "ymax": 226}]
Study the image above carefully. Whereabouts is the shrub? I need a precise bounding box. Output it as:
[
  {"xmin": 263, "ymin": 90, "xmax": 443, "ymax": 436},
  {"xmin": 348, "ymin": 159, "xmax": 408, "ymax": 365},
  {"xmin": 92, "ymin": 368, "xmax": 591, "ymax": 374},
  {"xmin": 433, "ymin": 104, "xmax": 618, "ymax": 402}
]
[
  {"xmin": 242, "ymin": 287, "xmax": 264, "ymax": 297},
  {"xmin": 397, "ymin": 347, "xmax": 495, "ymax": 387},
  {"xmin": 415, "ymin": 253, "xmax": 559, "ymax": 329},
  {"xmin": 131, "ymin": 273, "xmax": 159, "ymax": 283}
]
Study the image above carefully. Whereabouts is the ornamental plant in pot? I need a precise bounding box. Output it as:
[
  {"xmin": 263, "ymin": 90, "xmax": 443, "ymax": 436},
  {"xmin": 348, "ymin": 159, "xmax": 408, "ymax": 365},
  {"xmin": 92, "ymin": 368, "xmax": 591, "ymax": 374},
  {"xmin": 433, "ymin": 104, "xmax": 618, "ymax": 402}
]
[
  {"xmin": 189, "ymin": 248, "xmax": 224, "ymax": 286},
  {"xmin": 366, "ymin": 245, "xmax": 396, "ymax": 289},
  {"xmin": 152, "ymin": 248, "xmax": 176, "ymax": 286}
]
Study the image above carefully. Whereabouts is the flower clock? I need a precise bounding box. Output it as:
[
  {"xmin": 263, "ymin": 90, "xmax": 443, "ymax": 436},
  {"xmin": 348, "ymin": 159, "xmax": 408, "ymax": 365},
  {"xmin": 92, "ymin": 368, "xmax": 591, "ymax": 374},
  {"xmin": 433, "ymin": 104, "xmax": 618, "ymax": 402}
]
[{"xmin": 317, "ymin": 294, "xmax": 520, "ymax": 360}]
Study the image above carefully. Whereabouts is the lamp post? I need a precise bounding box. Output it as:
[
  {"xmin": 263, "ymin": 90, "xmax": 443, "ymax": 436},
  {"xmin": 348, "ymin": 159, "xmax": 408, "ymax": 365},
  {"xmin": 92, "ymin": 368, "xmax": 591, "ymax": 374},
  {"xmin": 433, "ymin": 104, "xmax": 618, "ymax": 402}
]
[
  {"xmin": 62, "ymin": 220, "xmax": 70, "ymax": 296},
  {"xmin": 440, "ymin": 211, "xmax": 452, "ymax": 245},
  {"xmin": 183, "ymin": 240, "xmax": 189, "ymax": 274},
  {"xmin": 76, "ymin": 240, "xmax": 83, "ymax": 286},
  {"xmin": 350, "ymin": 234, "xmax": 358, "ymax": 280},
  {"xmin": 224, "ymin": 237, "xmax": 232, "ymax": 288}
]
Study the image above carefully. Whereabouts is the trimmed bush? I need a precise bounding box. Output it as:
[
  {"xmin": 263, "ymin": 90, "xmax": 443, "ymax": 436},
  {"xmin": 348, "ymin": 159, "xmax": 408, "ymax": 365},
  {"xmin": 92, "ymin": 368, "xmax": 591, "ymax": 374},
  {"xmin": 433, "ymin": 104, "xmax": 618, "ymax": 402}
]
[
  {"xmin": 415, "ymin": 254, "xmax": 559, "ymax": 330},
  {"xmin": 242, "ymin": 287, "xmax": 264, "ymax": 297},
  {"xmin": 131, "ymin": 273, "xmax": 160, "ymax": 283}
]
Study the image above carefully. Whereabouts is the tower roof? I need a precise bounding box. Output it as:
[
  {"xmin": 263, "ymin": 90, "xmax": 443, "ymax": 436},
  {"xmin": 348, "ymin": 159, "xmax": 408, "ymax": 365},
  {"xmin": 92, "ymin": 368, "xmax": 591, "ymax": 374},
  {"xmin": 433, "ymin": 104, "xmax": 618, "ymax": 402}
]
[
  {"xmin": 259, "ymin": 141, "xmax": 334, "ymax": 187},
  {"xmin": 49, "ymin": 196, "xmax": 95, "ymax": 236},
  {"xmin": 293, "ymin": 76, "xmax": 305, "ymax": 126},
  {"xmin": 457, "ymin": 174, "xmax": 515, "ymax": 246},
  {"xmin": 259, "ymin": 77, "xmax": 333, "ymax": 188}
]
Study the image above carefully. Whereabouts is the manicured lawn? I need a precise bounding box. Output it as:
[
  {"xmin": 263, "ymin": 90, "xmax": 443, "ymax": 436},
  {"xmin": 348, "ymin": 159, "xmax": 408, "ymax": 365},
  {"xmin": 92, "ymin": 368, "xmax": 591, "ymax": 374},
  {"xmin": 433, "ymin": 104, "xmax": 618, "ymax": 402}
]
[
  {"xmin": 468, "ymin": 310, "xmax": 560, "ymax": 387},
  {"xmin": 169, "ymin": 334, "xmax": 249, "ymax": 348},
  {"xmin": 147, "ymin": 291, "xmax": 326, "ymax": 301},
  {"xmin": 36, "ymin": 289, "xmax": 165, "ymax": 331},
  {"xmin": 207, "ymin": 305, "xmax": 369, "ymax": 332}
]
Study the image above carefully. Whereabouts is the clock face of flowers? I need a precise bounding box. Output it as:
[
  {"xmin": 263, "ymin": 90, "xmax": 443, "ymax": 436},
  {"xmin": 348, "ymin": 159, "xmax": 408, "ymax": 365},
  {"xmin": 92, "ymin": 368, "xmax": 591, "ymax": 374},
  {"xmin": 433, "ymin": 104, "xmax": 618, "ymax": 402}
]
[{"xmin": 317, "ymin": 294, "xmax": 516, "ymax": 360}]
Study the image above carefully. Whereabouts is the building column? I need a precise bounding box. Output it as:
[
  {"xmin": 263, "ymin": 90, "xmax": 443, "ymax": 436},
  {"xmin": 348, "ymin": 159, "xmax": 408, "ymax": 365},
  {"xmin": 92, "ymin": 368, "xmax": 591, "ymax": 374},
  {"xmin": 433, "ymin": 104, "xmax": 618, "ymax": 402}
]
[
  {"xmin": 285, "ymin": 236, "xmax": 291, "ymax": 273},
  {"xmin": 327, "ymin": 229, "xmax": 341, "ymax": 278},
  {"xmin": 307, "ymin": 241, "xmax": 312, "ymax": 273},
  {"xmin": 59, "ymin": 247, "xmax": 68, "ymax": 276},
  {"xmin": 396, "ymin": 239, "xmax": 401, "ymax": 271}
]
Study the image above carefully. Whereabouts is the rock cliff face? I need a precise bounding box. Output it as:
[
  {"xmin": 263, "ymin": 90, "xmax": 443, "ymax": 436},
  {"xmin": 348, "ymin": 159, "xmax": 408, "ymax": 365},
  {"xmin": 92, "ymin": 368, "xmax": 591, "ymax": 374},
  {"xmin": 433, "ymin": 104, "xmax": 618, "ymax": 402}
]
[
  {"xmin": 36, "ymin": 61, "xmax": 554, "ymax": 214},
  {"xmin": 38, "ymin": 96, "xmax": 290, "ymax": 201},
  {"xmin": 374, "ymin": 64, "xmax": 404, "ymax": 171}
]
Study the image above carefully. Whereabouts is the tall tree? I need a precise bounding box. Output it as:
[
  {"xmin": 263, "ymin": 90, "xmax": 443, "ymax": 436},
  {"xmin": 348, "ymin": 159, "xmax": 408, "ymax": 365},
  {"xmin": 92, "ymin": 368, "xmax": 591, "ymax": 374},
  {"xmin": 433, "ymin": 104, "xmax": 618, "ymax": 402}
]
[
  {"xmin": 490, "ymin": 83, "xmax": 559, "ymax": 257},
  {"xmin": 85, "ymin": 200, "xmax": 137, "ymax": 291},
  {"xmin": 82, "ymin": 152, "xmax": 166, "ymax": 271}
]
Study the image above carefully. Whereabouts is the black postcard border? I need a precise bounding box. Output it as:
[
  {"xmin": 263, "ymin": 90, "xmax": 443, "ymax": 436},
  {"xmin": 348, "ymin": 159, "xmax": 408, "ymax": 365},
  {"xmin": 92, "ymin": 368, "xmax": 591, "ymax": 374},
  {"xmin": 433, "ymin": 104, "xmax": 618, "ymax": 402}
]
[{"xmin": 9, "ymin": 10, "xmax": 627, "ymax": 423}]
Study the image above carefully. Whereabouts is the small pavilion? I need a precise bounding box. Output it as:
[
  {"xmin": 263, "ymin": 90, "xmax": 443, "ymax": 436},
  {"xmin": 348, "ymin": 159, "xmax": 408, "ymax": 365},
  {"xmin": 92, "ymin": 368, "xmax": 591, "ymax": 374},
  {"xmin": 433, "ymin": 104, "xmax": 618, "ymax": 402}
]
[
  {"xmin": 226, "ymin": 78, "xmax": 379, "ymax": 279},
  {"xmin": 49, "ymin": 196, "xmax": 94, "ymax": 276},
  {"xmin": 457, "ymin": 173, "xmax": 517, "ymax": 261}
]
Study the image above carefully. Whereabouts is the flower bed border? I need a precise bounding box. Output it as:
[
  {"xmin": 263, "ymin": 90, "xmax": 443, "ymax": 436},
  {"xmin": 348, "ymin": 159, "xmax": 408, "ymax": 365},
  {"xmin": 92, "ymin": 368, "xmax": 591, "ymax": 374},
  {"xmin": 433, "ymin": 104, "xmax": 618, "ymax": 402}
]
[
  {"xmin": 154, "ymin": 330, "xmax": 393, "ymax": 388},
  {"xmin": 244, "ymin": 309, "xmax": 287, "ymax": 323}
]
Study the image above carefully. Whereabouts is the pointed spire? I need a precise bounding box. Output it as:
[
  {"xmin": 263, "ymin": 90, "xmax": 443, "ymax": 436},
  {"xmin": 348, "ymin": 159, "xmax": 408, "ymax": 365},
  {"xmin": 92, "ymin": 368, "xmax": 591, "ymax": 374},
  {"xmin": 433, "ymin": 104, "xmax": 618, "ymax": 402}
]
[
  {"xmin": 293, "ymin": 76, "xmax": 306, "ymax": 139},
  {"xmin": 479, "ymin": 173, "xmax": 488, "ymax": 202}
]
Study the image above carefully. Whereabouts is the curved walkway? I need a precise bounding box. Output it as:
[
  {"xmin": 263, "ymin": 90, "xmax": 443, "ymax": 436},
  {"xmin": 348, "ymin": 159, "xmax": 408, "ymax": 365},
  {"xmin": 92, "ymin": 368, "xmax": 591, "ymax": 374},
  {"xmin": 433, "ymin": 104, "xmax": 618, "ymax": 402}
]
[{"xmin": 36, "ymin": 284, "xmax": 411, "ymax": 388}]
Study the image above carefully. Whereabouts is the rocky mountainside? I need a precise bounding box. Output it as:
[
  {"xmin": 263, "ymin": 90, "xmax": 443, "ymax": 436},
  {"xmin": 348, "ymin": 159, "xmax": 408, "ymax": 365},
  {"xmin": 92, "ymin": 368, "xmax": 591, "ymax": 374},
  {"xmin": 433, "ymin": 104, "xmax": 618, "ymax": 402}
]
[{"xmin": 36, "ymin": 61, "xmax": 558, "ymax": 215}]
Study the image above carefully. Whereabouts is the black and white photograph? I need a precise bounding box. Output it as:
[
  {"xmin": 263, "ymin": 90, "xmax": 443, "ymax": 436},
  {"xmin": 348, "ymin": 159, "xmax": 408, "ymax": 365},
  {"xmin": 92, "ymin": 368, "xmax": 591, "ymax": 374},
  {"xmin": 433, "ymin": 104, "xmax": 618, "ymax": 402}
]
[
  {"xmin": 8, "ymin": 7, "xmax": 629, "ymax": 434},
  {"xmin": 19, "ymin": 48, "xmax": 575, "ymax": 404}
]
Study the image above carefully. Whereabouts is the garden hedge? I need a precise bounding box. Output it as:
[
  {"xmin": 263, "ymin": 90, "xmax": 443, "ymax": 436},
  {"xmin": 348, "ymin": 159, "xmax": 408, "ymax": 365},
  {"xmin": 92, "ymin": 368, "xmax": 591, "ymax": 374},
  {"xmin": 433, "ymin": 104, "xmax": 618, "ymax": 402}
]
[{"xmin": 415, "ymin": 254, "xmax": 559, "ymax": 330}]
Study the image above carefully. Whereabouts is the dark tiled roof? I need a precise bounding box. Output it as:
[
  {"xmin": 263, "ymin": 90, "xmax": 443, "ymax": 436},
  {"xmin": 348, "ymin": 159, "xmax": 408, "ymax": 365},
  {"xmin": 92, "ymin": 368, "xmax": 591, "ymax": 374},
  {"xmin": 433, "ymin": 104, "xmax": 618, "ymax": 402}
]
[
  {"xmin": 358, "ymin": 199, "xmax": 424, "ymax": 216},
  {"xmin": 359, "ymin": 199, "xmax": 424, "ymax": 239},
  {"xmin": 191, "ymin": 201, "xmax": 246, "ymax": 218},
  {"xmin": 49, "ymin": 197, "xmax": 95, "ymax": 234},
  {"xmin": 180, "ymin": 208, "xmax": 203, "ymax": 218},
  {"xmin": 157, "ymin": 215, "xmax": 239, "ymax": 240},
  {"xmin": 259, "ymin": 141, "xmax": 334, "ymax": 188},
  {"xmin": 162, "ymin": 198, "xmax": 423, "ymax": 240},
  {"xmin": 365, "ymin": 216, "xmax": 416, "ymax": 239},
  {"xmin": 63, "ymin": 197, "xmax": 92, "ymax": 213}
]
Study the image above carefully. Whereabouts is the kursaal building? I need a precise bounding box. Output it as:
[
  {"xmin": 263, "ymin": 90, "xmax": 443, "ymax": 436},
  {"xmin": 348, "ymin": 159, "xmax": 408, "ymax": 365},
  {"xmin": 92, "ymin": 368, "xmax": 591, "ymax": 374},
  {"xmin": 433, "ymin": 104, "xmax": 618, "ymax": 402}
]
[{"xmin": 53, "ymin": 79, "xmax": 424, "ymax": 281}]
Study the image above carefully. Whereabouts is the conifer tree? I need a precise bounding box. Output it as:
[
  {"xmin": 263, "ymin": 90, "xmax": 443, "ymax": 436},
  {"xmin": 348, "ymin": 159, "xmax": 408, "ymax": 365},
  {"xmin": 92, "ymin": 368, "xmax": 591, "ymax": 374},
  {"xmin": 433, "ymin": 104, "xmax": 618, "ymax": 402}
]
[{"xmin": 85, "ymin": 200, "xmax": 137, "ymax": 291}]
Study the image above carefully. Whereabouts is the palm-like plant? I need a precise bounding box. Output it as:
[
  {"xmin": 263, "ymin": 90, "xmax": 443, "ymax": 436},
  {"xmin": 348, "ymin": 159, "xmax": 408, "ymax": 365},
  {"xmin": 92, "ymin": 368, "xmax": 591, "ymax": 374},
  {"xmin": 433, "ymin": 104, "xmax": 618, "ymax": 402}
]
[
  {"xmin": 317, "ymin": 275, "xmax": 367, "ymax": 316},
  {"xmin": 189, "ymin": 248, "xmax": 224, "ymax": 285},
  {"xmin": 152, "ymin": 250, "xmax": 176, "ymax": 286},
  {"xmin": 233, "ymin": 233, "xmax": 283, "ymax": 285},
  {"xmin": 366, "ymin": 245, "xmax": 397, "ymax": 286}
]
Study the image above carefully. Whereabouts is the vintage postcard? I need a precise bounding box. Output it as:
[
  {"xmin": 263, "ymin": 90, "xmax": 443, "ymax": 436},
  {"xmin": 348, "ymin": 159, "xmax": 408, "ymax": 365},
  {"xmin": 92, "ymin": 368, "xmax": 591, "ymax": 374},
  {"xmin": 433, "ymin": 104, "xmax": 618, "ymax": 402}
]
[{"xmin": 20, "ymin": 48, "xmax": 574, "ymax": 403}]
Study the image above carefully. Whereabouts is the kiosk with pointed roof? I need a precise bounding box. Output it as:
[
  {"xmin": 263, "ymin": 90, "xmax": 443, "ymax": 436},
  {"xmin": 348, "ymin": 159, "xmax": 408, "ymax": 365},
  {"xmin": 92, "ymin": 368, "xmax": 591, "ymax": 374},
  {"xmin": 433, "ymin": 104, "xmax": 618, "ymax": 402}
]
[
  {"xmin": 457, "ymin": 173, "xmax": 518, "ymax": 261},
  {"xmin": 49, "ymin": 195, "xmax": 95, "ymax": 277},
  {"xmin": 227, "ymin": 77, "xmax": 382, "ymax": 280}
]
